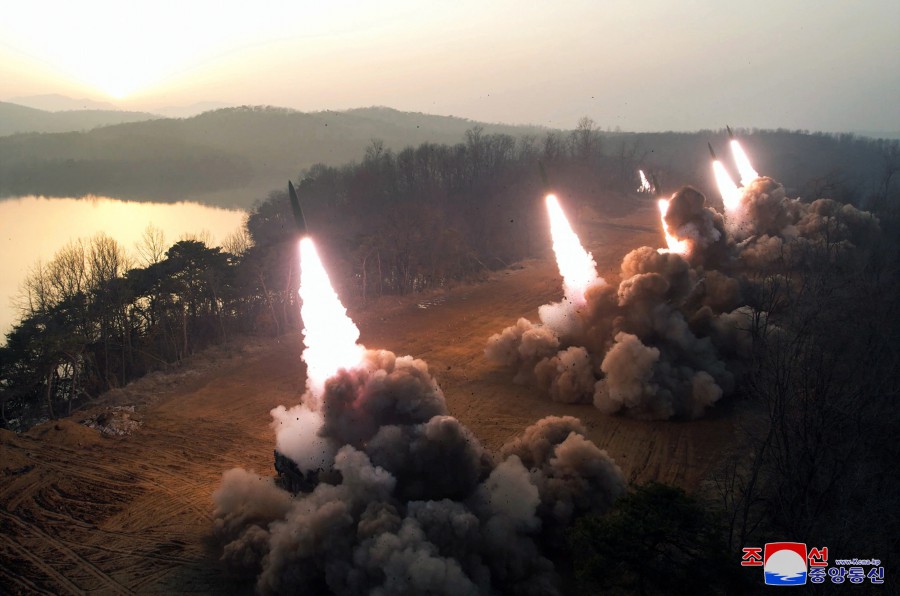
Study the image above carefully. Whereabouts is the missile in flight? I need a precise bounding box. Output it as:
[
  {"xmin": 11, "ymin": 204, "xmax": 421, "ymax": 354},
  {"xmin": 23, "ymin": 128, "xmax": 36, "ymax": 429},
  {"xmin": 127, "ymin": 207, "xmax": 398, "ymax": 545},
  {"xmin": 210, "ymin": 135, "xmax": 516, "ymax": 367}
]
[
  {"xmin": 288, "ymin": 181, "xmax": 308, "ymax": 235},
  {"xmin": 708, "ymin": 142, "xmax": 718, "ymax": 161}
]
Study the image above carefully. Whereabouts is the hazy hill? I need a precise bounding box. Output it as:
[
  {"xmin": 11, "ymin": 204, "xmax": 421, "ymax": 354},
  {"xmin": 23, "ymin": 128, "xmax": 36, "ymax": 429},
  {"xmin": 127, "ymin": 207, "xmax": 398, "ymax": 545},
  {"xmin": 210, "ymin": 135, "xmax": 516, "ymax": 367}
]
[
  {"xmin": 0, "ymin": 105, "xmax": 548, "ymax": 207},
  {"xmin": 0, "ymin": 103, "xmax": 895, "ymax": 209},
  {"xmin": 8, "ymin": 93, "xmax": 118, "ymax": 111},
  {"xmin": 0, "ymin": 101, "xmax": 160, "ymax": 135},
  {"xmin": 153, "ymin": 101, "xmax": 235, "ymax": 118}
]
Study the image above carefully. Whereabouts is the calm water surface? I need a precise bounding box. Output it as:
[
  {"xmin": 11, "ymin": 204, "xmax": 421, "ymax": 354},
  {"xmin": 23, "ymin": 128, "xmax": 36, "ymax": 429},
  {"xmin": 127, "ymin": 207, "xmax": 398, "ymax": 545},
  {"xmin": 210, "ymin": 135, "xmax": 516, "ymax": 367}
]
[{"xmin": 0, "ymin": 195, "xmax": 247, "ymax": 338}]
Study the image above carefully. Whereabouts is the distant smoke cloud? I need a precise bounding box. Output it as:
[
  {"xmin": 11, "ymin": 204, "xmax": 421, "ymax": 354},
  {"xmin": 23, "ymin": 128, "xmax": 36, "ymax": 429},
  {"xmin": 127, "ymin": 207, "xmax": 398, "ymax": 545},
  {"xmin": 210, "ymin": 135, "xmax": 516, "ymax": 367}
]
[
  {"xmin": 215, "ymin": 350, "xmax": 625, "ymax": 594},
  {"xmin": 487, "ymin": 178, "xmax": 879, "ymax": 419}
]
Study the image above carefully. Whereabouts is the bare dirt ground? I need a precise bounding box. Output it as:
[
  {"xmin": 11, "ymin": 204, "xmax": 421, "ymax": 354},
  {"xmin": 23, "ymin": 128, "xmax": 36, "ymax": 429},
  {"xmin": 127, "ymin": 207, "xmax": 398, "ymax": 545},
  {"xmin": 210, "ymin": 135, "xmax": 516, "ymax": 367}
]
[{"xmin": 0, "ymin": 198, "xmax": 738, "ymax": 594}]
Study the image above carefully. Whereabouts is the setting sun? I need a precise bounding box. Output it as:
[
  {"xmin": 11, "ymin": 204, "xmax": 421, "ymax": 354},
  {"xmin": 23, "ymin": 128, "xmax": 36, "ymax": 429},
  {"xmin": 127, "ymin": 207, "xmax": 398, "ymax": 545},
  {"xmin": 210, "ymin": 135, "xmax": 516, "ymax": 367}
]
[{"xmin": 0, "ymin": 1, "xmax": 333, "ymax": 101}]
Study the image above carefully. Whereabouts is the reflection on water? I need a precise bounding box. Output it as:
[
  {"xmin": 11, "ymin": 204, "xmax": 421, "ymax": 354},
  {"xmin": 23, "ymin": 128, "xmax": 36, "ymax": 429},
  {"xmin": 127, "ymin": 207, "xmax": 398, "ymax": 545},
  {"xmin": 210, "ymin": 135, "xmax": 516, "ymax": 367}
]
[{"xmin": 0, "ymin": 195, "xmax": 247, "ymax": 339}]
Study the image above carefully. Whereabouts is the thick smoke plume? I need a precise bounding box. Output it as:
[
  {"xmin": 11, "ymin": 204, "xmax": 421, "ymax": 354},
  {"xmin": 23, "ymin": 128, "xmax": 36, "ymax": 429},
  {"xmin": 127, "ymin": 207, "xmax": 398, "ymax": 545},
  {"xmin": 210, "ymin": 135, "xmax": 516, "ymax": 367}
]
[
  {"xmin": 487, "ymin": 178, "xmax": 879, "ymax": 420},
  {"xmin": 215, "ymin": 348, "xmax": 625, "ymax": 594}
]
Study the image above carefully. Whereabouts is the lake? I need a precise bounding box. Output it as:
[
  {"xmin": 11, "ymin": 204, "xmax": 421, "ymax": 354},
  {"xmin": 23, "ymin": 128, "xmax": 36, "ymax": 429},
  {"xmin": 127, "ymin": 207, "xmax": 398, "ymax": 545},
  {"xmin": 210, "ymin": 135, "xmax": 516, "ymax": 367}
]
[{"xmin": 0, "ymin": 195, "xmax": 247, "ymax": 339}]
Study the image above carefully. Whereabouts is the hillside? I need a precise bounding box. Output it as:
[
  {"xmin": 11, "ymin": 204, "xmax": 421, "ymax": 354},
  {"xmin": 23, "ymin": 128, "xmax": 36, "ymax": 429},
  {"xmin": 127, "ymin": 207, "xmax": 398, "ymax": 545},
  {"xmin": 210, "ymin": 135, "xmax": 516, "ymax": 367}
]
[
  {"xmin": 1, "ymin": 104, "xmax": 895, "ymax": 209},
  {"xmin": 0, "ymin": 106, "xmax": 548, "ymax": 208},
  {"xmin": 0, "ymin": 203, "xmax": 737, "ymax": 592},
  {"xmin": 7, "ymin": 94, "xmax": 119, "ymax": 111},
  {"xmin": 0, "ymin": 101, "xmax": 160, "ymax": 136}
]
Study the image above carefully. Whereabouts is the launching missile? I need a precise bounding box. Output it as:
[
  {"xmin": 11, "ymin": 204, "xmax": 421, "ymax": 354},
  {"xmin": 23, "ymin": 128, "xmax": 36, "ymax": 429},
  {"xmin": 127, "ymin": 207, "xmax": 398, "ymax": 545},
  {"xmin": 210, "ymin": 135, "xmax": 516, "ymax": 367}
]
[
  {"xmin": 708, "ymin": 142, "xmax": 718, "ymax": 161},
  {"xmin": 288, "ymin": 181, "xmax": 308, "ymax": 235},
  {"xmin": 726, "ymin": 125, "xmax": 735, "ymax": 140},
  {"xmin": 538, "ymin": 161, "xmax": 550, "ymax": 190}
]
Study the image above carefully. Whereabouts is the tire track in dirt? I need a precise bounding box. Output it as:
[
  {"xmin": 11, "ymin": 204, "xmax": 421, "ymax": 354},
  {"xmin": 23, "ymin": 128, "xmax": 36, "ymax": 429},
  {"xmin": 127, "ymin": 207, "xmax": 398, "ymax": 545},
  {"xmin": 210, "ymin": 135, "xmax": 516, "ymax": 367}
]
[
  {"xmin": 0, "ymin": 533, "xmax": 80, "ymax": 596},
  {"xmin": 0, "ymin": 509, "xmax": 130, "ymax": 595},
  {"xmin": 0, "ymin": 564, "xmax": 54, "ymax": 596}
]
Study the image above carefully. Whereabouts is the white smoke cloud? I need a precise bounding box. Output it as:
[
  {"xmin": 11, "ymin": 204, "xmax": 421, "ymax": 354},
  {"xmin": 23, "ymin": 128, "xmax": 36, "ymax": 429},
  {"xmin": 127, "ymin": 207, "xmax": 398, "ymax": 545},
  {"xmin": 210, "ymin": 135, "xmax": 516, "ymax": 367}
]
[{"xmin": 271, "ymin": 403, "xmax": 336, "ymax": 473}]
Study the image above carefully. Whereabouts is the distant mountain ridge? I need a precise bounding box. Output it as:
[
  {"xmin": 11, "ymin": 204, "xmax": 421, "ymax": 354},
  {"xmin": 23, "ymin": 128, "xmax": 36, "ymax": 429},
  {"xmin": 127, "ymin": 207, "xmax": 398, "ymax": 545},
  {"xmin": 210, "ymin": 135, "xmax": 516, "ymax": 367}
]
[
  {"xmin": 0, "ymin": 96, "xmax": 238, "ymax": 135},
  {"xmin": 0, "ymin": 101, "xmax": 161, "ymax": 135},
  {"xmin": 8, "ymin": 93, "xmax": 118, "ymax": 112},
  {"xmin": 0, "ymin": 105, "xmax": 549, "ymax": 207},
  {"xmin": 0, "ymin": 103, "xmax": 894, "ymax": 210}
]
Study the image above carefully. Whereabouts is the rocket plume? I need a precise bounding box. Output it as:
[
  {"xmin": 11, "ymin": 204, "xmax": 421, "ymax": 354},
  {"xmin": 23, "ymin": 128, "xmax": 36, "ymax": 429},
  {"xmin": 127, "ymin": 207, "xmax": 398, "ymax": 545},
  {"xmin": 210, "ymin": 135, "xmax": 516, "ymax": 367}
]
[
  {"xmin": 657, "ymin": 199, "xmax": 689, "ymax": 255},
  {"xmin": 729, "ymin": 139, "xmax": 759, "ymax": 187},
  {"xmin": 298, "ymin": 237, "xmax": 365, "ymax": 401},
  {"xmin": 712, "ymin": 160, "xmax": 742, "ymax": 211},
  {"xmin": 638, "ymin": 170, "xmax": 653, "ymax": 193},
  {"xmin": 545, "ymin": 194, "xmax": 599, "ymax": 306}
]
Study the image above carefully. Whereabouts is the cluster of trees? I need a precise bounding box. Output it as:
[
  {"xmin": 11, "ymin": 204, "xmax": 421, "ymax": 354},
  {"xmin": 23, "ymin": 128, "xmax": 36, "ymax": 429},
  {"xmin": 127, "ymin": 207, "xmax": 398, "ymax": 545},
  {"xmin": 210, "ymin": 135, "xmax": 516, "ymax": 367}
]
[
  {"xmin": 711, "ymin": 227, "xmax": 900, "ymax": 580},
  {"xmin": 0, "ymin": 231, "xmax": 250, "ymax": 425},
  {"xmin": 292, "ymin": 119, "xmax": 640, "ymax": 298},
  {"xmin": 569, "ymin": 207, "xmax": 900, "ymax": 594},
  {"xmin": 0, "ymin": 121, "xmax": 640, "ymax": 428}
]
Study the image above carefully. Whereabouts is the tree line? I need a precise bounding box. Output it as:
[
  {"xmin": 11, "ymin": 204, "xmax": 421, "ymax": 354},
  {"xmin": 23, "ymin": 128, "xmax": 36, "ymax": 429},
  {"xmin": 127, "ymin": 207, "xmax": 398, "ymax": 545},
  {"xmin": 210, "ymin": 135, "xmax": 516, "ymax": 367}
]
[
  {"xmin": 0, "ymin": 121, "xmax": 636, "ymax": 428},
  {"xmin": 3, "ymin": 120, "xmax": 897, "ymax": 430},
  {"xmin": 568, "ymin": 178, "xmax": 900, "ymax": 593},
  {"xmin": 3, "ymin": 121, "xmax": 897, "ymax": 432},
  {"xmin": 569, "ymin": 221, "xmax": 900, "ymax": 593}
]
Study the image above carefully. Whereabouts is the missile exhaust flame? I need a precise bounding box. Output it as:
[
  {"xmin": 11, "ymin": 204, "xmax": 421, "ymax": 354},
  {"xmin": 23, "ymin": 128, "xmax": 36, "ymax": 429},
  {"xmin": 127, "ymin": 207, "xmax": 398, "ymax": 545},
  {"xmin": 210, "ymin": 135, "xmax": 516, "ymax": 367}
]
[
  {"xmin": 657, "ymin": 199, "xmax": 690, "ymax": 255},
  {"xmin": 712, "ymin": 160, "xmax": 742, "ymax": 211},
  {"xmin": 298, "ymin": 237, "xmax": 365, "ymax": 402},
  {"xmin": 638, "ymin": 169, "xmax": 653, "ymax": 193},
  {"xmin": 729, "ymin": 139, "xmax": 759, "ymax": 187},
  {"xmin": 545, "ymin": 194, "xmax": 599, "ymax": 306}
]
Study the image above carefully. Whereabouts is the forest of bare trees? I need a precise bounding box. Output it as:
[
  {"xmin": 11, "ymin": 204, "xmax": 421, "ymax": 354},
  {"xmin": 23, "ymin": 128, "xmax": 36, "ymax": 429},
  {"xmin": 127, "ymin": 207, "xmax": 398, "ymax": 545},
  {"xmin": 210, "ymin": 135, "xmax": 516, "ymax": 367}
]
[
  {"xmin": 571, "ymin": 174, "xmax": 900, "ymax": 594},
  {"xmin": 1, "ymin": 121, "xmax": 898, "ymax": 593},
  {"xmin": 2, "ymin": 123, "xmax": 898, "ymax": 445},
  {"xmin": 0, "ymin": 122, "xmax": 626, "ymax": 427}
]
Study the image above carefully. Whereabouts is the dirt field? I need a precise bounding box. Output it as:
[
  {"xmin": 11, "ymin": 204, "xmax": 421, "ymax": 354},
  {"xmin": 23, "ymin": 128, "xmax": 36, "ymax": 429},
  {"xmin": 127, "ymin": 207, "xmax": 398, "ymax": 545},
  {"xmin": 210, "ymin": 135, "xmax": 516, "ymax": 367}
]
[{"xmin": 0, "ymin": 199, "xmax": 737, "ymax": 594}]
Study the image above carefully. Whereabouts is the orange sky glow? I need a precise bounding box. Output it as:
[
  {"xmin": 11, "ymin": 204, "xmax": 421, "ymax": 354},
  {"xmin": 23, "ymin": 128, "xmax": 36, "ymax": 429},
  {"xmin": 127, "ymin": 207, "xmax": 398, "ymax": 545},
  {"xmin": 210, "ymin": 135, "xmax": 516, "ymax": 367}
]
[{"xmin": 1, "ymin": 0, "xmax": 898, "ymax": 132}]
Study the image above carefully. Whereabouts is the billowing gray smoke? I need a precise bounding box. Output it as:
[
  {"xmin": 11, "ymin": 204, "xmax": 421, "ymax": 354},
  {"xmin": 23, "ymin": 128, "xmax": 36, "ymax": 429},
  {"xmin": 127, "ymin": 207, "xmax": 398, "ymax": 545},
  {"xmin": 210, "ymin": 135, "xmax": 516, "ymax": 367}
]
[
  {"xmin": 729, "ymin": 176, "xmax": 879, "ymax": 268},
  {"xmin": 214, "ymin": 349, "xmax": 625, "ymax": 595},
  {"xmin": 487, "ymin": 180, "xmax": 879, "ymax": 419}
]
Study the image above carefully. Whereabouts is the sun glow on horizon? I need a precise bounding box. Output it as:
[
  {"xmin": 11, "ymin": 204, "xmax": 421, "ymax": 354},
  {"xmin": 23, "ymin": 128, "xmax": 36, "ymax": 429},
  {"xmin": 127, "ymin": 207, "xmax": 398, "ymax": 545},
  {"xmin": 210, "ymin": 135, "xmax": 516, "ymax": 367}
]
[{"xmin": 1, "ymin": 2, "xmax": 342, "ymax": 101}]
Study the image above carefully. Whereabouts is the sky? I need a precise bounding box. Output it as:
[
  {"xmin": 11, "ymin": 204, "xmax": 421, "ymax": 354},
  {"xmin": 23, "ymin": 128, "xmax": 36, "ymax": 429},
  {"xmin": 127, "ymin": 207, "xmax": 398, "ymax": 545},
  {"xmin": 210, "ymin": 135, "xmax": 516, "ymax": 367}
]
[{"xmin": 1, "ymin": 0, "xmax": 899, "ymax": 132}]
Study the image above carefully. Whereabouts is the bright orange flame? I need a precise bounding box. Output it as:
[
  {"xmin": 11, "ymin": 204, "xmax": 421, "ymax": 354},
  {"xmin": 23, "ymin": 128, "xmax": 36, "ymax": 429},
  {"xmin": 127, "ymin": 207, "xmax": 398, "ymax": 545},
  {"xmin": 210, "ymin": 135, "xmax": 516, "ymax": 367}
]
[
  {"xmin": 713, "ymin": 160, "xmax": 742, "ymax": 211},
  {"xmin": 729, "ymin": 139, "xmax": 759, "ymax": 187},
  {"xmin": 299, "ymin": 237, "xmax": 365, "ymax": 401},
  {"xmin": 545, "ymin": 194, "xmax": 599, "ymax": 305},
  {"xmin": 657, "ymin": 199, "xmax": 689, "ymax": 255}
]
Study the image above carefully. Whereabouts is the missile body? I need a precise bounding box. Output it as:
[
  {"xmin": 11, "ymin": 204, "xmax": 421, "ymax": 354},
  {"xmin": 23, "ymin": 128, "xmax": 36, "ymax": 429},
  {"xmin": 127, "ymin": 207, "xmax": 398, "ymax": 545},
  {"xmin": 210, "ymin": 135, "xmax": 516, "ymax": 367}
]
[
  {"xmin": 708, "ymin": 142, "xmax": 718, "ymax": 161},
  {"xmin": 288, "ymin": 181, "xmax": 308, "ymax": 235},
  {"xmin": 538, "ymin": 161, "xmax": 550, "ymax": 190},
  {"xmin": 726, "ymin": 125, "xmax": 734, "ymax": 140}
]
